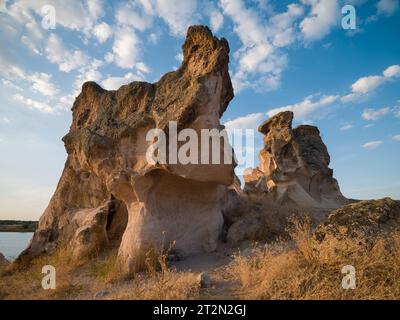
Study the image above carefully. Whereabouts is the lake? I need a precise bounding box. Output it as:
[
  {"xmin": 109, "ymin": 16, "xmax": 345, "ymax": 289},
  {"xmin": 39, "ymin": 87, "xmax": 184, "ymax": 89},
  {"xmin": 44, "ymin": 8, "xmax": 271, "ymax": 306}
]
[{"xmin": 0, "ymin": 232, "xmax": 33, "ymax": 261}]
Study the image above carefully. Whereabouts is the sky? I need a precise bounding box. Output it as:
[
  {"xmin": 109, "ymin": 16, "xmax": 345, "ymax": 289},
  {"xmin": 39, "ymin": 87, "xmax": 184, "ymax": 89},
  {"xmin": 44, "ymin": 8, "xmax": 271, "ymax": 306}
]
[{"xmin": 0, "ymin": 0, "xmax": 399, "ymax": 220}]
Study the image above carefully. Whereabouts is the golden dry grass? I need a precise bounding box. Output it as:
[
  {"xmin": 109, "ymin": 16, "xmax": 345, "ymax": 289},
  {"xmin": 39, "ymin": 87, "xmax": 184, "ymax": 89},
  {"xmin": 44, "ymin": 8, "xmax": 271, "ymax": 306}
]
[
  {"xmin": 228, "ymin": 217, "xmax": 400, "ymax": 299},
  {"xmin": 1, "ymin": 216, "xmax": 399, "ymax": 300},
  {"xmin": 0, "ymin": 246, "xmax": 200, "ymax": 300},
  {"xmin": 0, "ymin": 248, "xmax": 83, "ymax": 299}
]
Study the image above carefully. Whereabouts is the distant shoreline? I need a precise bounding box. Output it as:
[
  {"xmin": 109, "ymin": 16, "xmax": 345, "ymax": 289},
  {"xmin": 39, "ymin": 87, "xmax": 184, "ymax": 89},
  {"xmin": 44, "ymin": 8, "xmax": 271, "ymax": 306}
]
[{"xmin": 0, "ymin": 220, "xmax": 38, "ymax": 233}]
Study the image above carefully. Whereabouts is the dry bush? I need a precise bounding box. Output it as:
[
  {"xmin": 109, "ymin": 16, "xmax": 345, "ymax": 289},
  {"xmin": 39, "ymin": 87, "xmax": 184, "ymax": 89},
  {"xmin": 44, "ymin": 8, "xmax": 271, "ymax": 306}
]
[{"xmin": 228, "ymin": 216, "xmax": 400, "ymax": 300}]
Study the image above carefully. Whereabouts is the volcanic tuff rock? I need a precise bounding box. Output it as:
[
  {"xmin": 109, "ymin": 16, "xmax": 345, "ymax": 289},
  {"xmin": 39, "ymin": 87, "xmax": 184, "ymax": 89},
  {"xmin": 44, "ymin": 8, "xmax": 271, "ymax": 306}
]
[
  {"xmin": 244, "ymin": 111, "xmax": 347, "ymax": 209},
  {"xmin": 314, "ymin": 198, "xmax": 400, "ymax": 243},
  {"xmin": 19, "ymin": 26, "xmax": 235, "ymax": 274}
]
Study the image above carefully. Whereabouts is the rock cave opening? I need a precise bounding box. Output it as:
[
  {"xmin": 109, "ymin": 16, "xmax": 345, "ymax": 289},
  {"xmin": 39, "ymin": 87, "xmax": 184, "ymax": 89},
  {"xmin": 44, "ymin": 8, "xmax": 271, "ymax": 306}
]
[{"xmin": 106, "ymin": 195, "xmax": 128, "ymax": 248}]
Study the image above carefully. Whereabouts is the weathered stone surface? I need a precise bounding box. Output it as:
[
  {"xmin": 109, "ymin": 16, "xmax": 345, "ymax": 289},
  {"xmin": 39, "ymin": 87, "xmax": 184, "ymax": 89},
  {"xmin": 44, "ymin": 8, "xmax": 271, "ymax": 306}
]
[
  {"xmin": 314, "ymin": 198, "xmax": 400, "ymax": 243},
  {"xmin": 198, "ymin": 271, "xmax": 212, "ymax": 288},
  {"xmin": 244, "ymin": 111, "xmax": 347, "ymax": 209},
  {"xmin": 19, "ymin": 26, "xmax": 235, "ymax": 274},
  {"xmin": 226, "ymin": 212, "xmax": 270, "ymax": 244}
]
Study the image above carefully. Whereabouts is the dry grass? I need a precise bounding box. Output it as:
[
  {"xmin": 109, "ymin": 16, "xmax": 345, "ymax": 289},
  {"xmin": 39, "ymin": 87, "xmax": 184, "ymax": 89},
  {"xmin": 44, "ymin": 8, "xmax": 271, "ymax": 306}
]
[
  {"xmin": 108, "ymin": 270, "xmax": 200, "ymax": 300},
  {"xmin": 0, "ymin": 245, "xmax": 200, "ymax": 300},
  {"xmin": 0, "ymin": 248, "xmax": 83, "ymax": 299},
  {"xmin": 2, "ymin": 216, "xmax": 399, "ymax": 300},
  {"xmin": 228, "ymin": 216, "xmax": 400, "ymax": 299}
]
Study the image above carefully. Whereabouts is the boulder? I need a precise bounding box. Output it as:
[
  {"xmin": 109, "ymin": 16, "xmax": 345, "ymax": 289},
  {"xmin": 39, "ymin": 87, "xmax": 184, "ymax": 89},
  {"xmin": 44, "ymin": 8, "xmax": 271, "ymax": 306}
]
[
  {"xmin": 244, "ymin": 111, "xmax": 347, "ymax": 210},
  {"xmin": 314, "ymin": 197, "xmax": 400, "ymax": 243},
  {"xmin": 18, "ymin": 26, "xmax": 235, "ymax": 275}
]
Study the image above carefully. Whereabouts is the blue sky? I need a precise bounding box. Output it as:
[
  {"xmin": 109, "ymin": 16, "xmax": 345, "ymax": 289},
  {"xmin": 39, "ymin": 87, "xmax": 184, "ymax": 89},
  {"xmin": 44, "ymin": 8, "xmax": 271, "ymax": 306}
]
[{"xmin": 0, "ymin": 0, "xmax": 399, "ymax": 220}]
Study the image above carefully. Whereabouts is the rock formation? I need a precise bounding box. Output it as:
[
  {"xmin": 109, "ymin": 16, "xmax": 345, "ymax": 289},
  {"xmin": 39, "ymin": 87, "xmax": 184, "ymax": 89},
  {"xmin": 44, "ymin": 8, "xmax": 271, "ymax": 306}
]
[
  {"xmin": 314, "ymin": 198, "xmax": 400, "ymax": 243},
  {"xmin": 244, "ymin": 111, "xmax": 347, "ymax": 209},
  {"xmin": 19, "ymin": 26, "xmax": 235, "ymax": 274}
]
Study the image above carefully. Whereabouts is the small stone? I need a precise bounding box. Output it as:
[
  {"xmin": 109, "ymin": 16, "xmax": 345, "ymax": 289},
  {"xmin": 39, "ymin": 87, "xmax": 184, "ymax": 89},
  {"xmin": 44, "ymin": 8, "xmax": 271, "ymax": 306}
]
[
  {"xmin": 240, "ymin": 248, "xmax": 252, "ymax": 258},
  {"xmin": 198, "ymin": 272, "xmax": 212, "ymax": 288},
  {"xmin": 94, "ymin": 290, "xmax": 110, "ymax": 298}
]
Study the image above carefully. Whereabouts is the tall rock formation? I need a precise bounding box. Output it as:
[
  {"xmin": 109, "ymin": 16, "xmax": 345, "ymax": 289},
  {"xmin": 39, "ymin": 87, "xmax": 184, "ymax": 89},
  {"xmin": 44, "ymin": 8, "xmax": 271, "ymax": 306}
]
[
  {"xmin": 19, "ymin": 26, "xmax": 235, "ymax": 274},
  {"xmin": 244, "ymin": 111, "xmax": 347, "ymax": 209}
]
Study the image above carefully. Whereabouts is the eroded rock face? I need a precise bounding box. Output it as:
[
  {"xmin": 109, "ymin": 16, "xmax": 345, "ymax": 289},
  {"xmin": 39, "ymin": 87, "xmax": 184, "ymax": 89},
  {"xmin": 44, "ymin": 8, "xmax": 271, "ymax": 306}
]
[
  {"xmin": 19, "ymin": 26, "xmax": 235, "ymax": 274},
  {"xmin": 314, "ymin": 198, "xmax": 400, "ymax": 243},
  {"xmin": 244, "ymin": 111, "xmax": 347, "ymax": 209}
]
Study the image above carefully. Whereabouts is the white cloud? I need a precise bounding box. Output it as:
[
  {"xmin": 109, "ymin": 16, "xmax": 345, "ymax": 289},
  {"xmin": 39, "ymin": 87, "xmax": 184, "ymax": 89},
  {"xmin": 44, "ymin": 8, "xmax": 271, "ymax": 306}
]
[
  {"xmin": 154, "ymin": 0, "xmax": 198, "ymax": 36},
  {"xmin": 225, "ymin": 93, "xmax": 341, "ymax": 131},
  {"xmin": 27, "ymin": 72, "xmax": 59, "ymax": 96},
  {"xmin": 220, "ymin": 0, "xmax": 303, "ymax": 92},
  {"xmin": 351, "ymin": 75, "xmax": 386, "ymax": 94},
  {"xmin": 0, "ymin": 1, "xmax": 6, "ymax": 12},
  {"xmin": 361, "ymin": 107, "xmax": 391, "ymax": 121},
  {"xmin": 8, "ymin": 0, "xmax": 104, "ymax": 35},
  {"xmin": 362, "ymin": 140, "xmax": 383, "ymax": 150},
  {"xmin": 175, "ymin": 53, "xmax": 184, "ymax": 63},
  {"xmin": 267, "ymin": 94, "xmax": 339, "ymax": 120},
  {"xmin": 104, "ymin": 52, "xmax": 114, "ymax": 63},
  {"xmin": 377, "ymin": 0, "xmax": 399, "ymax": 16},
  {"xmin": 136, "ymin": 62, "xmax": 150, "ymax": 74},
  {"xmin": 300, "ymin": 0, "xmax": 340, "ymax": 42},
  {"xmin": 393, "ymin": 106, "xmax": 400, "ymax": 118},
  {"xmin": 114, "ymin": 0, "xmax": 198, "ymax": 36},
  {"xmin": 392, "ymin": 134, "xmax": 400, "ymax": 141},
  {"xmin": 206, "ymin": 4, "xmax": 224, "ymax": 32},
  {"xmin": 73, "ymin": 59, "xmax": 103, "ymax": 89},
  {"xmin": 112, "ymin": 27, "xmax": 141, "ymax": 69},
  {"xmin": 58, "ymin": 94, "xmax": 76, "ymax": 111},
  {"xmin": 364, "ymin": 123, "xmax": 374, "ymax": 129},
  {"xmin": 1, "ymin": 79, "xmax": 23, "ymax": 91},
  {"xmin": 0, "ymin": 117, "xmax": 10, "ymax": 124},
  {"xmin": 21, "ymin": 35, "xmax": 41, "ymax": 55},
  {"xmin": 340, "ymin": 92, "xmax": 364, "ymax": 103},
  {"xmin": 13, "ymin": 93, "xmax": 54, "ymax": 113},
  {"xmin": 116, "ymin": 1, "xmax": 154, "ymax": 31},
  {"xmin": 383, "ymin": 64, "xmax": 400, "ymax": 78},
  {"xmin": 93, "ymin": 22, "xmax": 112, "ymax": 43},
  {"xmin": 148, "ymin": 32, "xmax": 159, "ymax": 44},
  {"xmin": 340, "ymin": 123, "xmax": 353, "ymax": 131},
  {"xmin": 100, "ymin": 72, "xmax": 142, "ymax": 90},
  {"xmin": 342, "ymin": 65, "xmax": 400, "ymax": 102},
  {"xmin": 224, "ymin": 113, "xmax": 265, "ymax": 131},
  {"xmin": 45, "ymin": 34, "xmax": 89, "ymax": 72},
  {"xmin": 1, "ymin": 58, "xmax": 59, "ymax": 97}
]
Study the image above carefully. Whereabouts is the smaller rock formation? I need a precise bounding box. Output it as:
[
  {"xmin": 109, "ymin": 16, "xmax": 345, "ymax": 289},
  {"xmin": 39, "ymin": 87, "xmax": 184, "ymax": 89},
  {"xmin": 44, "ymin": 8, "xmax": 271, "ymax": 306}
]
[
  {"xmin": 314, "ymin": 198, "xmax": 400, "ymax": 243},
  {"xmin": 244, "ymin": 111, "xmax": 347, "ymax": 209}
]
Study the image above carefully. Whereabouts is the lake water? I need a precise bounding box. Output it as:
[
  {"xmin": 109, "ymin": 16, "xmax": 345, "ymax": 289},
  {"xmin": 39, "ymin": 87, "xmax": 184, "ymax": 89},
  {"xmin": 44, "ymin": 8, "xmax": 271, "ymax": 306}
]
[{"xmin": 0, "ymin": 232, "xmax": 33, "ymax": 261}]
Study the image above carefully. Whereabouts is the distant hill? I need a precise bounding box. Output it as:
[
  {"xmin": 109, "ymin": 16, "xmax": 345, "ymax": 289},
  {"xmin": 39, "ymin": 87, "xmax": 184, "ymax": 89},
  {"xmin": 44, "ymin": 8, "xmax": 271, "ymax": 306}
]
[{"xmin": 0, "ymin": 220, "xmax": 38, "ymax": 232}]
